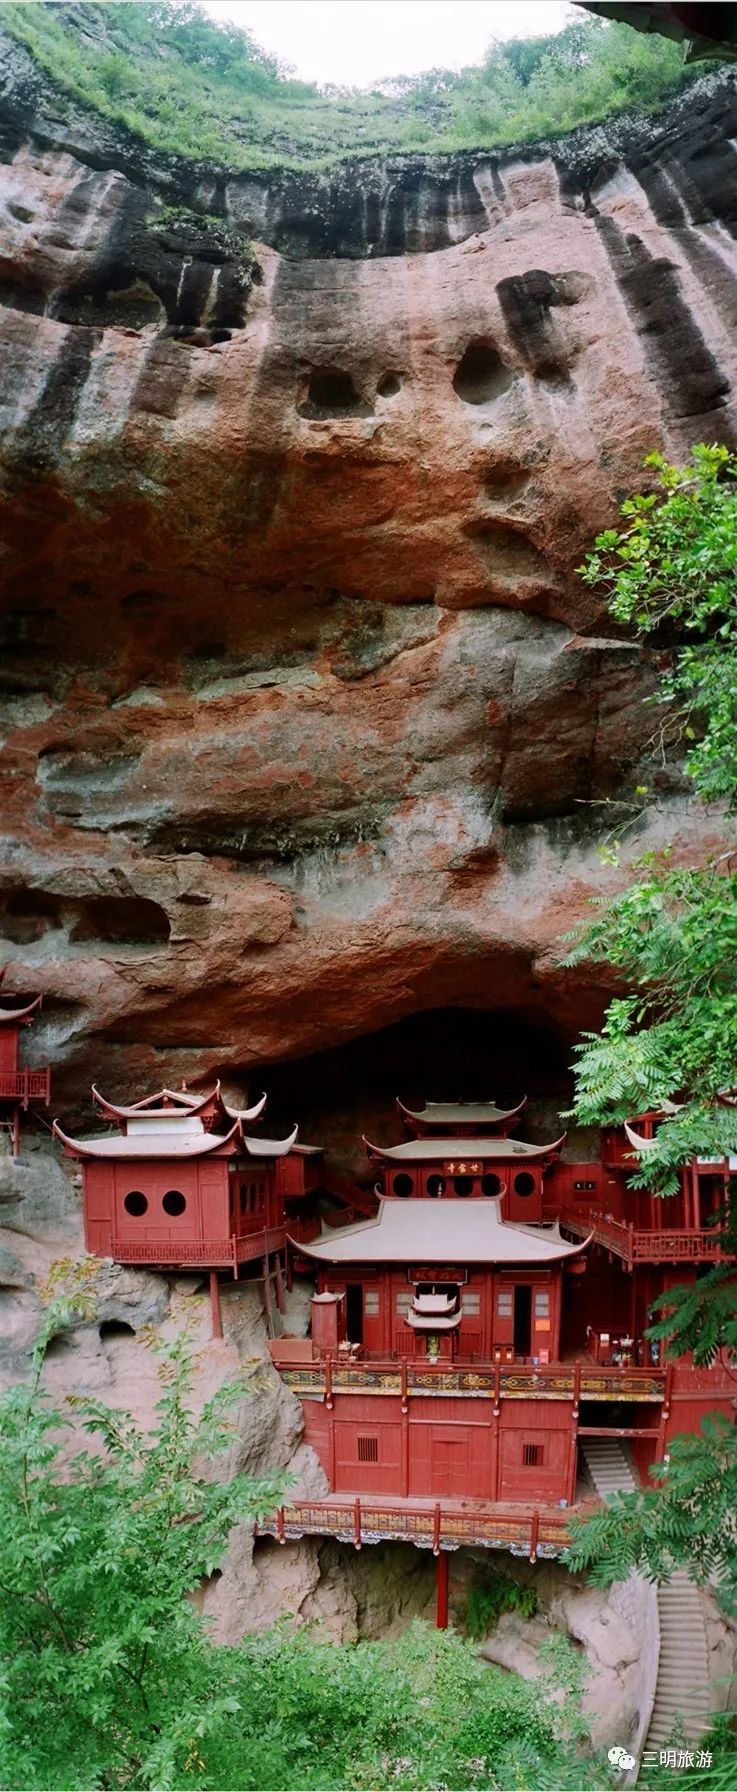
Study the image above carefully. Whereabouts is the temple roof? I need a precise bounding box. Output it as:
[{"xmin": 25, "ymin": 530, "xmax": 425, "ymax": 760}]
[
  {"xmin": 0, "ymin": 995, "xmax": 42, "ymax": 1026},
  {"xmin": 364, "ymin": 1134, "xmax": 565, "ymax": 1163},
  {"xmin": 91, "ymin": 1083, "xmax": 228, "ymax": 1121},
  {"xmin": 290, "ymin": 1199, "xmax": 589, "ymax": 1265},
  {"xmin": 397, "ymin": 1098, "xmax": 526, "ymax": 1129},
  {"xmin": 53, "ymin": 1119, "xmax": 298, "ymax": 1161}
]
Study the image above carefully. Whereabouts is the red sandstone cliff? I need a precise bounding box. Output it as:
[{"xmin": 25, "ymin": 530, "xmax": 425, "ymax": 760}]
[{"xmin": 1, "ymin": 34, "xmax": 736, "ymax": 1133}]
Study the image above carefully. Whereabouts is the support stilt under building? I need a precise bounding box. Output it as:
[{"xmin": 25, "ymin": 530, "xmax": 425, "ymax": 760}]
[
  {"xmin": 435, "ymin": 1550, "xmax": 449, "ymax": 1630},
  {"xmin": 209, "ymin": 1270, "xmax": 223, "ymax": 1340}
]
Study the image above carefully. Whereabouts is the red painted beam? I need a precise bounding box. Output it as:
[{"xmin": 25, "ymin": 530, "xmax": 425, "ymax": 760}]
[{"xmin": 436, "ymin": 1549, "xmax": 449, "ymax": 1629}]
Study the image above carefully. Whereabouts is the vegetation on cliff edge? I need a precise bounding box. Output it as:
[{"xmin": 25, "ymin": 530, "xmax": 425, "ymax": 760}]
[
  {"xmin": 0, "ymin": 1306, "xmax": 596, "ymax": 1790},
  {"xmin": 1, "ymin": 0, "xmax": 696, "ymax": 173}
]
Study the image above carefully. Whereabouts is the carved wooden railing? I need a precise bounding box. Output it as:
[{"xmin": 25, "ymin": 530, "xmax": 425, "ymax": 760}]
[
  {"xmin": 562, "ymin": 1210, "xmax": 729, "ymax": 1268},
  {"xmin": 257, "ymin": 1496, "xmax": 576, "ymax": 1558},
  {"xmin": 110, "ymin": 1225, "xmax": 286, "ymax": 1267},
  {"xmin": 0, "ymin": 1068, "xmax": 51, "ymax": 1105},
  {"xmin": 275, "ymin": 1357, "xmax": 666, "ymax": 1404}
]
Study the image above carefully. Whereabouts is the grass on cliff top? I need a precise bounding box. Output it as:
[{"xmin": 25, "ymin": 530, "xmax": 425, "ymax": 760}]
[{"xmin": 2, "ymin": 0, "xmax": 696, "ymax": 174}]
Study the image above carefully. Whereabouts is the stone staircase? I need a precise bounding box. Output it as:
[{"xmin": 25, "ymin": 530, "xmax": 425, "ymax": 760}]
[
  {"xmin": 580, "ymin": 1439, "xmax": 712, "ymax": 1764},
  {"xmin": 580, "ymin": 1436, "xmax": 638, "ymax": 1497},
  {"xmin": 645, "ymin": 1570, "xmax": 711, "ymax": 1751}
]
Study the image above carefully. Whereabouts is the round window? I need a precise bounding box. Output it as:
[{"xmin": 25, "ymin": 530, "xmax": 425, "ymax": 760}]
[
  {"xmin": 162, "ymin": 1189, "xmax": 187, "ymax": 1217},
  {"xmin": 481, "ymin": 1173, "xmax": 503, "ymax": 1197},
  {"xmin": 123, "ymin": 1190, "xmax": 148, "ymax": 1217},
  {"xmin": 513, "ymin": 1171, "xmax": 535, "ymax": 1197},
  {"xmin": 393, "ymin": 1173, "xmax": 413, "ymax": 1198},
  {"xmin": 453, "ymin": 1175, "xmax": 474, "ymax": 1196},
  {"xmin": 427, "ymin": 1174, "xmax": 445, "ymax": 1198}
]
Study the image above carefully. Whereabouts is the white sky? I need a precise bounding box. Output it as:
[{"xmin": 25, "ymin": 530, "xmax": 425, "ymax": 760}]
[{"xmin": 203, "ymin": 2, "xmax": 578, "ymax": 88}]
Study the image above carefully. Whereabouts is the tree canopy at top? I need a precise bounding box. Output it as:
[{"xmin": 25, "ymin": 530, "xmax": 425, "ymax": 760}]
[{"xmin": 1, "ymin": 0, "xmax": 696, "ymax": 172}]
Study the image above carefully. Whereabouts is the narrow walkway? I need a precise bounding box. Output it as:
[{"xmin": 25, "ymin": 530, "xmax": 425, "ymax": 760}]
[{"xmin": 646, "ymin": 1570, "xmax": 711, "ymax": 1750}]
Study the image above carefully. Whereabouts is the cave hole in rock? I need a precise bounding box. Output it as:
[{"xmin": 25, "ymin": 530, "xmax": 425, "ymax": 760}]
[
  {"xmin": 453, "ymin": 339, "xmax": 517, "ymax": 405},
  {"xmin": 43, "ymin": 1332, "xmax": 74, "ymax": 1361},
  {"xmin": 69, "ymin": 895, "xmax": 171, "ymax": 945},
  {"xmin": 482, "ymin": 459, "xmax": 532, "ymax": 501},
  {"xmin": 298, "ymin": 366, "xmax": 373, "ymax": 419},
  {"xmin": 0, "ymin": 889, "xmax": 63, "ymax": 945},
  {"xmin": 54, "ymin": 279, "xmax": 167, "ymax": 331},
  {"xmin": 99, "ymin": 1320, "xmax": 136, "ymax": 1340},
  {"xmin": 239, "ymin": 1004, "xmax": 581, "ymax": 1185},
  {"xmin": 0, "ymin": 275, "xmax": 46, "ymax": 315},
  {"xmin": 463, "ymin": 518, "xmax": 549, "ymax": 580},
  {"xmin": 377, "ymin": 371, "xmax": 402, "ymax": 398}
]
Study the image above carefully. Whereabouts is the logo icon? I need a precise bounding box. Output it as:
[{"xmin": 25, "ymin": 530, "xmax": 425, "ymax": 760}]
[{"xmin": 608, "ymin": 1746, "xmax": 637, "ymax": 1772}]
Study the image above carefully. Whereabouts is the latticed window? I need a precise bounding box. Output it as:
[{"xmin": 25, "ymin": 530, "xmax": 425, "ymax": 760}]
[
  {"xmin": 522, "ymin": 1442, "xmax": 544, "ymax": 1467},
  {"xmin": 364, "ymin": 1290, "xmax": 380, "ymax": 1316},
  {"xmin": 357, "ymin": 1436, "xmax": 379, "ymax": 1462}
]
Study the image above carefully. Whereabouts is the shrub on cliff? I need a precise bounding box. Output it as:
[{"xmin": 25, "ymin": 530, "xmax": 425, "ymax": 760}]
[
  {"xmin": 0, "ymin": 1305, "xmax": 596, "ymax": 1790},
  {"xmin": 565, "ymin": 444, "xmax": 737, "ymax": 1603}
]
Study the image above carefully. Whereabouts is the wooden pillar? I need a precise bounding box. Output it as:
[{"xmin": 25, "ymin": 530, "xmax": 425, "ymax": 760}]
[
  {"xmin": 11, "ymin": 1107, "xmax": 20, "ymax": 1160},
  {"xmin": 274, "ymin": 1252, "xmax": 286, "ymax": 1314},
  {"xmin": 209, "ymin": 1270, "xmax": 223, "ymax": 1340},
  {"xmin": 435, "ymin": 1549, "xmax": 449, "ymax": 1630},
  {"xmin": 262, "ymin": 1253, "xmax": 275, "ymax": 1337},
  {"xmin": 327, "ymin": 1403, "xmax": 336, "ymax": 1488},
  {"xmin": 285, "ymin": 1246, "xmax": 293, "ymax": 1294},
  {"xmin": 656, "ymin": 1361, "xmax": 674, "ymax": 1461},
  {"xmin": 400, "ymin": 1359, "xmax": 410, "ymax": 1497},
  {"xmin": 566, "ymin": 1360, "xmax": 581, "ymax": 1505}
]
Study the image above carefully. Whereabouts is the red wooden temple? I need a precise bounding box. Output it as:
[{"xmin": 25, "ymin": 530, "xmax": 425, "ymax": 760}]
[
  {"xmin": 263, "ymin": 1094, "xmax": 735, "ymax": 1623},
  {"xmin": 52, "ymin": 1064, "xmax": 735, "ymax": 1627},
  {"xmin": 0, "ymin": 973, "xmax": 51, "ymax": 1156},
  {"xmin": 54, "ymin": 1081, "xmax": 322, "ymax": 1336}
]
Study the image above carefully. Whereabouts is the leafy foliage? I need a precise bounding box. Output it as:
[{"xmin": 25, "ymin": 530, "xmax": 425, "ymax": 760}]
[
  {"xmin": 1, "ymin": 1, "xmax": 695, "ymax": 173},
  {"xmin": 464, "ymin": 1570, "xmax": 538, "ymax": 1639},
  {"xmin": 580, "ymin": 445, "xmax": 737, "ymax": 803},
  {"xmin": 0, "ymin": 1311, "xmax": 284, "ymax": 1790},
  {"xmin": 567, "ymin": 1416, "xmax": 737, "ymax": 1616},
  {"xmin": 0, "ymin": 1300, "xmax": 598, "ymax": 1790},
  {"xmin": 569, "ymin": 446, "xmax": 737, "ymax": 1190},
  {"xmin": 568, "ymin": 446, "xmax": 737, "ymax": 1626}
]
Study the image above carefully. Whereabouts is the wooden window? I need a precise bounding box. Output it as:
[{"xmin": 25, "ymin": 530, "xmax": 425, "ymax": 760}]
[
  {"xmin": 522, "ymin": 1442, "xmax": 544, "ymax": 1467},
  {"xmin": 396, "ymin": 1292, "xmax": 412, "ymax": 1314},
  {"xmin": 497, "ymin": 1291, "xmax": 513, "ymax": 1316},
  {"xmin": 533, "ymin": 1290, "xmax": 550, "ymax": 1316},
  {"xmin": 357, "ymin": 1436, "xmax": 379, "ymax": 1463},
  {"xmin": 364, "ymin": 1291, "xmax": 380, "ymax": 1316},
  {"xmin": 462, "ymin": 1291, "xmax": 480, "ymax": 1313}
]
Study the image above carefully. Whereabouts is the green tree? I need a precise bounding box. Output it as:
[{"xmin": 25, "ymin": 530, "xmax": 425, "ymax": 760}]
[
  {"xmin": 0, "ymin": 1303, "xmax": 283, "ymax": 1789},
  {"xmin": 566, "ymin": 446, "xmax": 737, "ymax": 1622}
]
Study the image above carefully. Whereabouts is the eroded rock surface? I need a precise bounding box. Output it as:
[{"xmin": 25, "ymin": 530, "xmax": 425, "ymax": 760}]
[{"xmin": 1, "ymin": 40, "xmax": 736, "ymax": 1122}]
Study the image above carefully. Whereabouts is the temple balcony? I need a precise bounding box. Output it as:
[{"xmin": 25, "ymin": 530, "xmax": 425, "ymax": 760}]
[
  {"xmin": 267, "ymin": 1345, "xmax": 668, "ymax": 1404},
  {"xmin": 256, "ymin": 1493, "xmax": 587, "ymax": 1559},
  {"xmin": 562, "ymin": 1209, "xmax": 731, "ymax": 1267},
  {"xmin": 0, "ymin": 1067, "xmax": 51, "ymax": 1105},
  {"xmin": 109, "ymin": 1224, "xmax": 287, "ymax": 1269}
]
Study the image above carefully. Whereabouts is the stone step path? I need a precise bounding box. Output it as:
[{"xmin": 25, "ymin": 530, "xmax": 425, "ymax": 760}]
[
  {"xmin": 645, "ymin": 1570, "xmax": 711, "ymax": 1750},
  {"xmin": 580, "ymin": 1436, "xmax": 638, "ymax": 1497}
]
